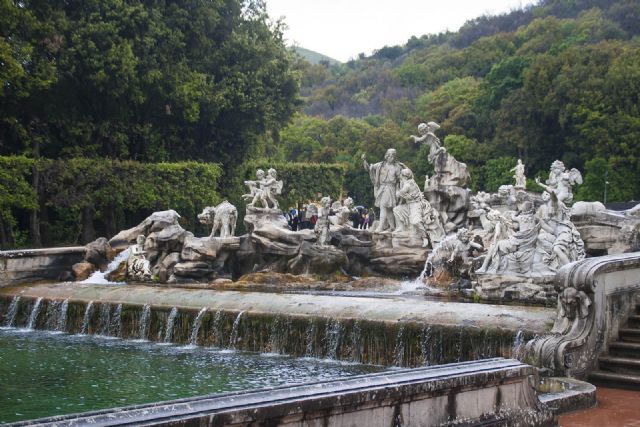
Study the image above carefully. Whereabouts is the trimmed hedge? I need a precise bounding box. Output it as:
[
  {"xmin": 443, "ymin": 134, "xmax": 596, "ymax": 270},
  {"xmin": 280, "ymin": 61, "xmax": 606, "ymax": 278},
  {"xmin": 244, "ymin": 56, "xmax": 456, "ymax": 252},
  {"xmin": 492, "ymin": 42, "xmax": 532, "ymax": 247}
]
[{"xmin": 0, "ymin": 157, "xmax": 222, "ymax": 248}]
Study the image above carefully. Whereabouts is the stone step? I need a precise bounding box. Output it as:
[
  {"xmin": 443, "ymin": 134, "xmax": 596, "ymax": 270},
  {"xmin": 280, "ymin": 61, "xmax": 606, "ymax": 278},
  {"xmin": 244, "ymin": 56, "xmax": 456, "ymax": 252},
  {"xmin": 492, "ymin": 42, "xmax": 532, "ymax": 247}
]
[
  {"xmin": 609, "ymin": 341, "xmax": 640, "ymax": 358},
  {"xmin": 588, "ymin": 370, "xmax": 640, "ymax": 390},
  {"xmin": 628, "ymin": 315, "xmax": 640, "ymax": 328},
  {"xmin": 619, "ymin": 328, "xmax": 640, "ymax": 342},
  {"xmin": 599, "ymin": 356, "xmax": 640, "ymax": 375}
]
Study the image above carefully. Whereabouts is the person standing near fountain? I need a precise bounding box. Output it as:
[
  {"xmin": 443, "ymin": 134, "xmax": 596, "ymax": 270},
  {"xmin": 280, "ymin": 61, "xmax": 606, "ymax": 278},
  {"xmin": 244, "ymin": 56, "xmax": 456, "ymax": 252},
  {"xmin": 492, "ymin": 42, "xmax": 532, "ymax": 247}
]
[{"xmin": 362, "ymin": 149, "xmax": 405, "ymax": 233}]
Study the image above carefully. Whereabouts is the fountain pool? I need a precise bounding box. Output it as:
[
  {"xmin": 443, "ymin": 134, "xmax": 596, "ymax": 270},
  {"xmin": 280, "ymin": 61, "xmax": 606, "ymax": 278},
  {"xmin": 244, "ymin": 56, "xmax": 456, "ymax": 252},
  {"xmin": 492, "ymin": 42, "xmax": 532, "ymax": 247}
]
[{"xmin": 0, "ymin": 328, "xmax": 385, "ymax": 424}]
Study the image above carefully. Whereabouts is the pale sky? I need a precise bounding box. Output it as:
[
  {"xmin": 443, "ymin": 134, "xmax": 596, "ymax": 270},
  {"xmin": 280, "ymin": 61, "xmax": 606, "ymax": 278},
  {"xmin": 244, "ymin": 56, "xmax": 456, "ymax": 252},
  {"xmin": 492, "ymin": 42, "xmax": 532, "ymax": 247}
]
[{"xmin": 266, "ymin": 0, "xmax": 539, "ymax": 62}]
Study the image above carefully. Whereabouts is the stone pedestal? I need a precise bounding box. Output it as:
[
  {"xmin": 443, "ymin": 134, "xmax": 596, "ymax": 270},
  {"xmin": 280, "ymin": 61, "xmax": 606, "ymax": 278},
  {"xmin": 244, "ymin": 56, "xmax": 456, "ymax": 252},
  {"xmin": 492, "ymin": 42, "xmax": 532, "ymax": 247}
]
[{"xmin": 426, "ymin": 185, "xmax": 470, "ymax": 230}]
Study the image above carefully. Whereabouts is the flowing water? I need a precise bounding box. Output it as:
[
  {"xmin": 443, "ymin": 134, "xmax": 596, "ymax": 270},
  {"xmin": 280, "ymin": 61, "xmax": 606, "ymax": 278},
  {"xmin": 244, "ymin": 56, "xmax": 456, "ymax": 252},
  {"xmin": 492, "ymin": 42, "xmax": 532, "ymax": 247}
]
[
  {"xmin": 189, "ymin": 307, "xmax": 208, "ymax": 346},
  {"xmin": 3, "ymin": 296, "xmax": 20, "ymax": 328},
  {"xmin": 80, "ymin": 301, "xmax": 94, "ymax": 334},
  {"xmin": 26, "ymin": 297, "xmax": 43, "ymax": 330},
  {"xmin": 0, "ymin": 329, "xmax": 385, "ymax": 424},
  {"xmin": 164, "ymin": 307, "xmax": 178, "ymax": 343},
  {"xmin": 81, "ymin": 248, "xmax": 130, "ymax": 285},
  {"xmin": 138, "ymin": 304, "xmax": 151, "ymax": 340},
  {"xmin": 229, "ymin": 311, "xmax": 244, "ymax": 349}
]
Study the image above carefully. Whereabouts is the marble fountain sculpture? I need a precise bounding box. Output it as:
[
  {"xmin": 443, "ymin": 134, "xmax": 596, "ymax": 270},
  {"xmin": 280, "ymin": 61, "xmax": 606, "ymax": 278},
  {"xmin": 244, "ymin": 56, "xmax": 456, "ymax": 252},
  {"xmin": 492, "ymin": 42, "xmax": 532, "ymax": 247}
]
[{"xmin": 3, "ymin": 124, "xmax": 640, "ymax": 425}]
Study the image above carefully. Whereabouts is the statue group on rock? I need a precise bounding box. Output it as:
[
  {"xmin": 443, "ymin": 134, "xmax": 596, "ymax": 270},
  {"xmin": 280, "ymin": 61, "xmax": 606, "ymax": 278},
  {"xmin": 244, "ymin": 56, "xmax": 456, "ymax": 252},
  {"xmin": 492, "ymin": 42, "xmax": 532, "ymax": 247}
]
[
  {"xmin": 243, "ymin": 168, "xmax": 283, "ymax": 210},
  {"xmin": 477, "ymin": 160, "xmax": 585, "ymax": 277}
]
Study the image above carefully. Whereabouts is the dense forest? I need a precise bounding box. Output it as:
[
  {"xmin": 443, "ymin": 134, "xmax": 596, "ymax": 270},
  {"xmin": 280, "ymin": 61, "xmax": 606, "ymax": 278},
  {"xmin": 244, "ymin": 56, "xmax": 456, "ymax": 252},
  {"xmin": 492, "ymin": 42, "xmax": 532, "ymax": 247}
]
[
  {"xmin": 276, "ymin": 0, "xmax": 640, "ymax": 205},
  {"xmin": 0, "ymin": 0, "xmax": 639, "ymax": 247}
]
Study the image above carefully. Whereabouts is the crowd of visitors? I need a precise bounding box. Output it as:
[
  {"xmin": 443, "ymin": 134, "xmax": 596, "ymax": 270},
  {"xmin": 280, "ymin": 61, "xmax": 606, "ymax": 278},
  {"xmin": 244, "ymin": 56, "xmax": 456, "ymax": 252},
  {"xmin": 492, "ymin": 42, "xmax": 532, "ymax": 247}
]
[{"xmin": 285, "ymin": 202, "xmax": 375, "ymax": 231}]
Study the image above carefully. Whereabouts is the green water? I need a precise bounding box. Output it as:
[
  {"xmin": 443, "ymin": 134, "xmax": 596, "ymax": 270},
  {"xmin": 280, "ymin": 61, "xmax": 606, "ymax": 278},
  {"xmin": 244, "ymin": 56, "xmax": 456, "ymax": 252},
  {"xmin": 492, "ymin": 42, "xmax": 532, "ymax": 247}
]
[{"xmin": 0, "ymin": 328, "xmax": 384, "ymax": 424}]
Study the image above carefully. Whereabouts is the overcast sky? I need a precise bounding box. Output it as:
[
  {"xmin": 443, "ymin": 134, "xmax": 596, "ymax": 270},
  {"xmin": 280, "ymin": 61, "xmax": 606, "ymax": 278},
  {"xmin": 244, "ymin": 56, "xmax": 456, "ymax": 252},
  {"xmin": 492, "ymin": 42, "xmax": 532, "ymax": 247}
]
[{"xmin": 266, "ymin": 0, "xmax": 539, "ymax": 62}]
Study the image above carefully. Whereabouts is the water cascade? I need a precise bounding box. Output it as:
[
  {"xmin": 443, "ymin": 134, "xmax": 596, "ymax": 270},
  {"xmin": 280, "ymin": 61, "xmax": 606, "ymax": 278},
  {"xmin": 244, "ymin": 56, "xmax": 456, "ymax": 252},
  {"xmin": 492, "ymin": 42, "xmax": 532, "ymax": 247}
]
[
  {"xmin": 212, "ymin": 310, "xmax": 224, "ymax": 347},
  {"xmin": 393, "ymin": 323, "xmax": 406, "ymax": 367},
  {"xmin": 81, "ymin": 248, "xmax": 130, "ymax": 284},
  {"xmin": 26, "ymin": 297, "xmax": 43, "ymax": 330},
  {"xmin": 97, "ymin": 304, "xmax": 112, "ymax": 336},
  {"xmin": 4, "ymin": 296, "xmax": 20, "ymax": 328},
  {"xmin": 229, "ymin": 311, "xmax": 244, "ymax": 349},
  {"xmin": 164, "ymin": 307, "xmax": 178, "ymax": 343},
  {"xmin": 189, "ymin": 307, "xmax": 208, "ymax": 346},
  {"xmin": 304, "ymin": 319, "xmax": 315, "ymax": 358},
  {"xmin": 324, "ymin": 319, "xmax": 343, "ymax": 360},
  {"xmin": 41, "ymin": 299, "xmax": 69, "ymax": 332},
  {"xmin": 420, "ymin": 325, "xmax": 432, "ymax": 366},
  {"xmin": 110, "ymin": 304, "xmax": 122, "ymax": 337},
  {"xmin": 512, "ymin": 330, "xmax": 525, "ymax": 360},
  {"xmin": 138, "ymin": 304, "xmax": 151, "ymax": 340},
  {"xmin": 80, "ymin": 301, "xmax": 94, "ymax": 334}
]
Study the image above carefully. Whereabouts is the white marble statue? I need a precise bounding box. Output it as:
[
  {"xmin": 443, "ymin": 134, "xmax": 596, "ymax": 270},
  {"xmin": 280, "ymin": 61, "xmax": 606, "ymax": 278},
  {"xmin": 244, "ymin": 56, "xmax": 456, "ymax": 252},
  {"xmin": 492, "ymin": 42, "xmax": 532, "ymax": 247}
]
[
  {"xmin": 393, "ymin": 168, "xmax": 444, "ymax": 247},
  {"xmin": 198, "ymin": 201, "xmax": 238, "ymax": 238},
  {"xmin": 535, "ymin": 160, "xmax": 583, "ymax": 219},
  {"xmin": 410, "ymin": 121, "xmax": 470, "ymax": 187},
  {"xmin": 410, "ymin": 122, "xmax": 445, "ymax": 164},
  {"xmin": 315, "ymin": 196, "xmax": 332, "ymax": 246},
  {"xmin": 362, "ymin": 149, "xmax": 406, "ymax": 232},
  {"xmin": 511, "ymin": 159, "xmax": 526, "ymax": 189},
  {"xmin": 126, "ymin": 234, "xmax": 152, "ymax": 280},
  {"xmin": 330, "ymin": 197, "xmax": 356, "ymax": 227},
  {"xmin": 243, "ymin": 168, "xmax": 283, "ymax": 209},
  {"xmin": 477, "ymin": 165, "xmax": 585, "ymax": 277}
]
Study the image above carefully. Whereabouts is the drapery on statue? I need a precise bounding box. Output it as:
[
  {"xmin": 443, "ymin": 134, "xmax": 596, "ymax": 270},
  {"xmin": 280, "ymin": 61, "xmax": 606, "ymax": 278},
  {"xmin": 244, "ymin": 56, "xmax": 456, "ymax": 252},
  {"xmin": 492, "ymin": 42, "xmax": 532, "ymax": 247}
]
[
  {"xmin": 243, "ymin": 168, "xmax": 283, "ymax": 209},
  {"xmin": 362, "ymin": 148, "xmax": 405, "ymax": 232},
  {"xmin": 315, "ymin": 196, "xmax": 331, "ymax": 246},
  {"xmin": 393, "ymin": 168, "xmax": 444, "ymax": 247},
  {"xmin": 126, "ymin": 234, "xmax": 152, "ymax": 280},
  {"xmin": 511, "ymin": 159, "xmax": 526, "ymax": 189},
  {"xmin": 477, "ymin": 161, "xmax": 585, "ymax": 277}
]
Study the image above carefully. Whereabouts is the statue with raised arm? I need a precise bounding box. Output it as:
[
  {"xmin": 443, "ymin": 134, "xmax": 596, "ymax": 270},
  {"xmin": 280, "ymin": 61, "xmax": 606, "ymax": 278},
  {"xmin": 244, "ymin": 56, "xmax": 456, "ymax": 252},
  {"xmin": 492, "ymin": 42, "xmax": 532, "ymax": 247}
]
[
  {"xmin": 362, "ymin": 148, "xmax": 405, "ymax": 232},
  {"xmin": 535, "ymin": 160, "xmax": 583, "ymax": 220},
  {"xmin": 511, "ymin": 159, "xmax": 526, "ymax": 189},
  {"xmin": 410, "ymin": 121, "xmax": 470, "ymax": 187},
  {"xmin": 244, "ymin": 168, "xmax": 283, "ymax": 210},
  {"xmin": 410, "ymin": 122, "xmax": 445, "ymax": 163}
]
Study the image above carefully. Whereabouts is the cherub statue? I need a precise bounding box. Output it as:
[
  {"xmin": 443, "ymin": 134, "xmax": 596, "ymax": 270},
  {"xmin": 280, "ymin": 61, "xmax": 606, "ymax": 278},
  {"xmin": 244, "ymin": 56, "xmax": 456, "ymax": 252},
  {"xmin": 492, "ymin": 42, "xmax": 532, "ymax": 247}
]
[
  {"xmin": 330, "ymin": 197, "xmax": 357, "ymax": 227},
  {"xmin": 243, "ymin": 169, "xmax": 267, "ymax": 206},
  {"xmin": 410, "ymin": 122, "xmax": 445, "ymax": 164},
  {"xmin": 244, "ymin": 168, "xmax": 283, "ymax": 209},
  {"xmin": 535, "ymin": 160, "xmax": 582, "ymax": 219}
]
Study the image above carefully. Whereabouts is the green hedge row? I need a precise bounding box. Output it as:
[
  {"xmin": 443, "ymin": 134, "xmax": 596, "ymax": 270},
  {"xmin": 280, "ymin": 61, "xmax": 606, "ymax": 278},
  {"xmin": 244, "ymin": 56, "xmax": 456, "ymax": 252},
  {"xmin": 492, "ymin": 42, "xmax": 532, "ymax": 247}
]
[
  {"xmin": 0, "ymin": 157, "xmax": 222, "ymax": 248},
  {"xmin": 0, "ymin": 157, "xmax": 349, "ymax": 248}
]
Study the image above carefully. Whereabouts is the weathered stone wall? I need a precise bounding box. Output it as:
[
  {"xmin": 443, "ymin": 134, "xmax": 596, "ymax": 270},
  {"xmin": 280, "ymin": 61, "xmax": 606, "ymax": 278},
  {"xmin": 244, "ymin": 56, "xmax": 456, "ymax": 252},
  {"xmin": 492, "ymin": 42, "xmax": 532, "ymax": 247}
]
[{"xmin": 0, "ymin": 247, "xmax": 85, "ymax": 286}]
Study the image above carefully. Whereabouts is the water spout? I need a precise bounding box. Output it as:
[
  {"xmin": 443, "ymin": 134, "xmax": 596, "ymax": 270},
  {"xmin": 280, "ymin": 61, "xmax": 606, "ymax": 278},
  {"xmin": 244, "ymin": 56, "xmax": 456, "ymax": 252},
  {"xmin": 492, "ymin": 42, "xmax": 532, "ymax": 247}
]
[
  {"xmin": 56, "ymin": 299, "xmax": 69, "ymax": 332},
  {"xmin": 4, "ymin": 296, "xmax": 20, "ymax": 328},
  {"xmin": 26, "ymin": 297, "xmax": 43, "ymax": 330},
  {"xmin": 324, "ymin": 319, "xmax": 343, "ymax": 360},
  {"xmin": 110, "ymin": 304, "xmax": 122, "ymax": 337},
  {"xmin": 138, "ymin": 304, "xmax": 151, "ymax": 340},
  {"xmin": 189, "ymin": 307, "xmax": 208, "ymax": 346},
  {"xmin": 393, "ymin": 323, "xmax": 406, "ymax": 367},
  {"xmin": 164, "ymin": 307, "xmax": 178, "ymax": 343},
  {"xmin": 512, "ymin": 330, "xmax": 525, "ymax": 360},
  {"xmin": 229, "ymin": 311, "xmax": 244, "ymax": 349},
  {"xmin": 80, "ymin": 301, "xmax": 94, "ymax": 334}
]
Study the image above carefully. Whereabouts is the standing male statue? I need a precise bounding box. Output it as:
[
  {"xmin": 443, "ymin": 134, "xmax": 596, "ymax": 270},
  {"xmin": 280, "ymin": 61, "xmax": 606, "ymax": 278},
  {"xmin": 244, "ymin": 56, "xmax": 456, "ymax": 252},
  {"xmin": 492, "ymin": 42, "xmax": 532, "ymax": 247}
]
[{"xmin": 362, "ymin": 148, "xmax": 405, "ymax": 232}]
